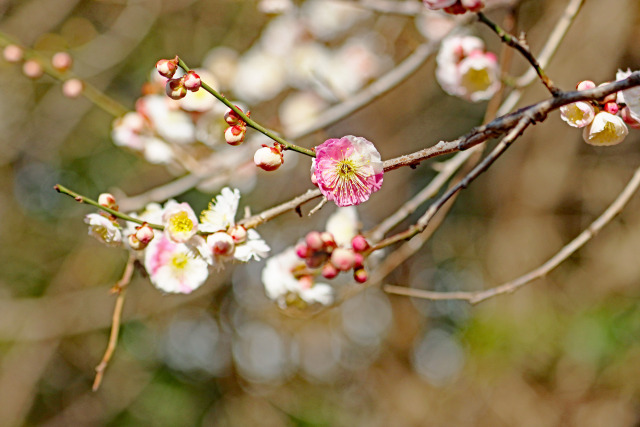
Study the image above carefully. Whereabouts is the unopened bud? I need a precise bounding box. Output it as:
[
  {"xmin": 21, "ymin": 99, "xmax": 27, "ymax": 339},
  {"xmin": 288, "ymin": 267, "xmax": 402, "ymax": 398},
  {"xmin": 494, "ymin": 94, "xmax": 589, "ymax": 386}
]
[
  {"xmin": 3, "ymin": 45, "xmax": 23, "ymax": 63},
  {"xmin": 603, "ymin": 101, "xmax": 619, "ymax": 115},
  {"xmin": 254, "ymin": 146, "xmax": 283, "ymax": 171},
  {"xmin": 51, "ymin": 52, "xmax": 73, "ymax": 72},
  {"xmin": 353, "ymin": 267, "xmax": 368, "ymax": 283},
  {"xmin": 224, "ymin": 107, "xmax": 243, "ymax": 125},
  {"xmin": 156, "ymin": 56, "xmax": 179, "ymax": 78},
  {"xmin": 228, "ymin": 224, "xmax": 247, "ymax": 243},
  {"xmin": 331, "ymin": 248, "xmax": 355, "ymax": 271},
  {"xmin": 321, "ymin": 262, "xmax": 338, "ymax": 279},
  {"xmin": 305, "ymin": 252, "xmax": 327, "ymax": 269},
  {"xmin": 353, "ymin": 253, "xmax": 364, "ymax": 269},
  {"xmin": 576, "ymin": 80, "xmax": 596, "ymax": 91},
  {"xmin": 98, "ymin": 193, "xmax": 117, "ymax": 209},
  {"xmin": 299, "ymin": 275, "xmax": 313, "ymax": 290},
  {"xmin": 320, "ymin": 232, "xmax": 336, "ymax": 251},
  {"xmin": 460, "ymin": 0, "xmax": 484, "ymax": 12},
  {"xmin": 225, "ymin": 124, "xmax": 246, "ymax": 145},
  {"xmin": 135, "ymin": 223, "xmax": 155, "ymax": 245},
  {"xmin": 183, "ymin": 70, "xmax": 201, "ymax": 91},
  {"xmin": 295, "ymin": 242, "xmax": 310, "ymax": 259},
  {"xmin": 22, "ymin": 59, "xmax": 43, "ymax": 79},
  {"xmin": 165, "ymin": 77, "xmax": 187, "ymax": 100},
  {"xmin": 351, "ymin": 235, "xmax": 369, "ymax": 252},
  {"xmin": 62, "ymin": 78, "xmax": 83, "ymax": 98},
  {"xmin": 128, "ymin": 234, "xmax": 147, "ymax": 250},
  {"xmin": 305, "ymin": 231, "xmax": 324, "ymax": 251},
  {"xmin": 444, "ymin": 3, "xmax": 467, "ymax": 14},
  {"xmin": 208, "ymin": 232, "xmax": 235, "ymax": 256}
]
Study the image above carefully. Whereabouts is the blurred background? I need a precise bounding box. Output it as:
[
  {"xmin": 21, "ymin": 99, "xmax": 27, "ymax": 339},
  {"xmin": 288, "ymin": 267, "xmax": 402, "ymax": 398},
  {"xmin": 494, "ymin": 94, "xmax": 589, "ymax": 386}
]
[{"xmin": 1, "ymin": 0, "xmax": 640, "ymax": 426}]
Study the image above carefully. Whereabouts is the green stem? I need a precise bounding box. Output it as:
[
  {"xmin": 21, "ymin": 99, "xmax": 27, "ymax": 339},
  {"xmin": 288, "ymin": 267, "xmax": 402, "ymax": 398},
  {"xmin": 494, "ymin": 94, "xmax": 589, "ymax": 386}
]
[
  {"xmin": 177, "ymin": 57, "xmax": 316, "ymax": 157},
  {"xmin": 477, "ymin": 12, "xmax": 560, "ymax": 97},
  {"xmin": 54, "ymin": 184, "xmax": 165, "ymax": 231}
]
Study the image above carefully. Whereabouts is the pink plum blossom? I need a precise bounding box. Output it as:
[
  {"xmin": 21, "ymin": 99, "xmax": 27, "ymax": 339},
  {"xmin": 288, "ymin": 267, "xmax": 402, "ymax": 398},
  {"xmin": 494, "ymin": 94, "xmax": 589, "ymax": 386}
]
[
  {"xmin": 144, "ymin": 234, "xmax": 209, "ymax": 294},
  {"xmin": 312, "ymin": 135, "xmax": 383, "ymax": 207}
]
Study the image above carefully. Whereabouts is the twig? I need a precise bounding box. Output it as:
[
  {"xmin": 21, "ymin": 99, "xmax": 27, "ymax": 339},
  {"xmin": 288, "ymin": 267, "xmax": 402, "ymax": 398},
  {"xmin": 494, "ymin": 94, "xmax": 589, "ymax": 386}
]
[
  {"xmin": 371, "ymin": 116, "xmax": 531, "ymax": 252},
  {"xmin": 308, "ymin": 197, "xmax": 328, "ymax": 217},
  {"xmin": 178, "ymin": 58, "xmax": 315, "ymax": 158},
  {"xmin": 92, "ymin": 254, "xmax": 136, "ymax": 391},
  {"xmin": 384, "ymin": 162, "xmax": 640, "ymax": 304},
  {"xmin": 477, "ymin": 12, "xmax": 561, "ymax": 96}
]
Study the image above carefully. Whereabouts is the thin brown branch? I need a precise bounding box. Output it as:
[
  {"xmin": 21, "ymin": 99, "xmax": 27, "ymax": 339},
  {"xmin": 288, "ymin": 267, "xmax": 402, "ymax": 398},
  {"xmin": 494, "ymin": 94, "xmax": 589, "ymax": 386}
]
[
  {"xmin": 477, "ymin": 11, "xmax": 560, "ymax": 96},
  {"xmin": 384, "ymin": 161, "xmax": 640, "ymax": 304},
  {"xmin": 92, "ymin": 254, "xmax": 136, "ymax": 392}
]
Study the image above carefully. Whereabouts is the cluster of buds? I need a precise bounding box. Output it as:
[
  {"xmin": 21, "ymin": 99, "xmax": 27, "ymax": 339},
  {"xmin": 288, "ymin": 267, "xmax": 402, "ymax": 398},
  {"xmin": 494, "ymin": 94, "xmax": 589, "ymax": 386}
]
[
  {"xmin": 128, "ymin": 223, "xmax": 155, "ymax": 250},
  {"xmin": 224, "ymin": 106, "xmax": 248, "ymax": 145},
  {"xmin": 560, "ymin": 77, "xmax": 638, "ymax": 146},
  {"xmin": 254, "ymin": 143, "xmax": 284, "ymax": 171},
  {"xmin": 423, "ymin": 0, "xmax": 484, "ymax": 14},
  {"xmin": 156, "ymin": 56, "xmax": 201, "ymax": 100},
  {"xmin": 295, "ymin": 231, "xmax": 370, "ymax": 283},
  {"xmin": 3, "ymin": 46, "xmax": 83, "ymax": 98}
]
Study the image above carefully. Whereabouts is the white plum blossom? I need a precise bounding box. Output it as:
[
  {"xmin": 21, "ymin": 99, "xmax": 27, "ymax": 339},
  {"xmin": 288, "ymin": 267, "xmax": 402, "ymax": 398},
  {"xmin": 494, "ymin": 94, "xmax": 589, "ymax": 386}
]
[
  {"xmin": 111, "ymin": 112, "xmax": 148, "ymax": 151},
  {"xmin": 200, "ymin": 187, "xmax": 270, "ymax": 264},
  {"xmin": 84, "ymin": 213, "xmax": 122, "ymax": 247},
  {"xmin": 560, "ymin": 101, "xmax": 596, "ymax": 128},
  {"xmin": 262, "ymin": 247, "xmax": 334, "ymax": 308},
  {"xmin": 278, "ymin": 91, "xmax": 328, "ymax": 136},
  {"xmin": 138, "ymin": 95, "xmax": 196, "ymax": 144},
  {"xmin": 325, "ymin": 206, "xmax": 360, "ymax": 247},
  {"xmin": 616, "ymin": 69, "xmax": 640, "ymax": 122},
  {"xmin": 163, "ymin": 202, "xmax": 199, "ymax": 243},
  {"xmin": 436, "ymin": 35, "xmax": 499, "ymax": 102},
  {"xmin": 582, "ymin": 111, "xmax": 629, "ymax": 146},
  {"xmin": 144, "ymin": 234, "xmax": 209, "ymax": 294}
]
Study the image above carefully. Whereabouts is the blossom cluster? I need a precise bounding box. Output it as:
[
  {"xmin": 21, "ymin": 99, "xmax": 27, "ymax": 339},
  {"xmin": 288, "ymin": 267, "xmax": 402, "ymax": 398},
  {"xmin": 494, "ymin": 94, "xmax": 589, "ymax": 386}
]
[
  {"xmin": 435, "ymin": 35, "xmax": 500, "ymax": 102},
  {"xmin": 84, "ymin": 188, "xmax": 269, "ymax": 294},
  {"xmin": 560, "ymin": 71, "xmax": 640, "ymax": 146},
  {"xmin": 261, "ymin": 207, "xmax": 365, "ymax": 308}
]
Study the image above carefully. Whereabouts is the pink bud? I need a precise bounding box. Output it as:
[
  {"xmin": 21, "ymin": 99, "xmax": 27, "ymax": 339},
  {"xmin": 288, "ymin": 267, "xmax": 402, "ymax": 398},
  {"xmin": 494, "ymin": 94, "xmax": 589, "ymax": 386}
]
[
  {"xmin": 299, "ymin": 275, "xmax": 313, "ymax": 290},
  {"xmin": 135, "ymin": 223, "xmax": 155, "ymax": 245},
  {"xmin": 353, "ymin": 268, "xmax": 368, "ymax": 283},
  {"xmin": 254, "ymin": 146, "xmax": 283, "ymax": 171},
  {"xmin": 51, "ymin": 52, "xmax": 73, "ymax": 72},
  {"xmin": 321, "ymin": 262, "xmax": 339, "ymax": 279},
  {"xmin": 98, "ymin": 193, "xmax": 117, "ymax": 209},
  {"xmin": 460, "ymin": 0, "xmax": 483, "ymax": 11},
  {"xmin": 62, "ymin": 78, "xmax": 83, "ymax": 98},
  {"xmin": 183, "ymin": 70, "xmax": 201, "ymax": 91},
  {"xmin": 228, "ymin": 224, "xmax": 247, "ymax": 243},
  {"xmin": 156, "ymin": 57, "xmax": 178, "ymax": 78},
  {"xmin": 603, "ymin": 102, "xmax": 619, "ymax": 115},
  {"xmin": 224, "ymin": 107, "xmax": 243, "ymax": 125},
  {"xmin": 165, "ymin": 77, "xmax": 187, "ymax": 100},
  {"xmin": 3, "ymin": 45, "xmax": 23, "ymax": 63},
  {"xmin": 444, "ymin": 2, "xmax": 467, "ymax": 14},
  {"xmin": 331, "ymin": 248, "xmax": 356, "ymax": 271},
  {"xmin": 208, "ymin": 232, "xmax": 235, "ymax": 256},
  {"xmin": 305, "ymin": 231, "xmax": 324, "ymax": 251},
  {"xmin": 225, "ymin": 124, "xmax": 246, "ymax": 145},
  {"xmin": 295, "ymin": 242, "xmax": 310, "ymax": 259},
  {"xmin": 128, "ymin": 234, "xmax": 146, "ymax": 250},
  {"xmin": 351, "ymin": 235, "xmax": 369, "ymax": 252},
  {"xmin": 321, "ymin": 232, "xmax": 336, "ymax": 251},
  {"xmin": 576, "ymin": 80, "xmax": 596, "ymax": 91},
  {"xmin": 353, "ymin": 253, "xmax": 364, "ymax": 269},
  {"xmin": 22, "ymin": 59, "xmax": 43, "ymax": 79}
]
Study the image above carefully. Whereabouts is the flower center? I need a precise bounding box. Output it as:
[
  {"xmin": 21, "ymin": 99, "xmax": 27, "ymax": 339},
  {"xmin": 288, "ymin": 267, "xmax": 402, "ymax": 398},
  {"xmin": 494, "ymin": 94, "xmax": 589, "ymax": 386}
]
[
  {"xmin": 462, "ymin": 68, "xmax": 491, "ymax": 92},
  {"xmin": 338, "ymin": 160, "xmax": 356, "ymax": 177},
  {"xmin": 170, "ymin": 211, "xmax": 193, "ymax": 234},
  {"xmin": 171, "ymin": 253, "xmax": 189, "ymax": 270}
]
